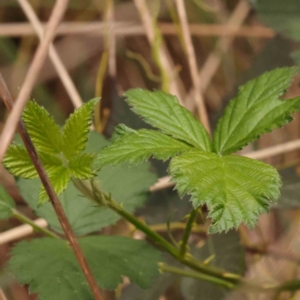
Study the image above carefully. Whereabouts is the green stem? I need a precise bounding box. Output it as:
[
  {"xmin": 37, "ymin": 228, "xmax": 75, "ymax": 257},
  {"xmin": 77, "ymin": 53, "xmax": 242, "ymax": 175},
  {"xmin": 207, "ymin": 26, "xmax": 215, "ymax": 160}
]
[
  {"xmin": 159, "ymin": 263, "xmax": 235, "ymax": 289},
  {"xmin": 179, "ymin": 209, "xmax": 197, "ymax": 257},
  {"xmin": 73, "ymin": 178, "xmax": 241, "ymax": 286},
  {"xmin": 12, "ymin": 209, "xmax": 60, "ymax": 239}
]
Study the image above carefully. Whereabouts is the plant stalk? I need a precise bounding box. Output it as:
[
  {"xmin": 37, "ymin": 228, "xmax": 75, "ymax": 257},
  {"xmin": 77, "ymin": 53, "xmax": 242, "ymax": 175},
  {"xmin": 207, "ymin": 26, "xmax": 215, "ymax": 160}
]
[
  {"xmin": 12, "ymin": 209, "xmax": 60, "ymax": 239},
  {"xmin": 179, "ymin": 208, "xmax": 197, "ymax": 257}
]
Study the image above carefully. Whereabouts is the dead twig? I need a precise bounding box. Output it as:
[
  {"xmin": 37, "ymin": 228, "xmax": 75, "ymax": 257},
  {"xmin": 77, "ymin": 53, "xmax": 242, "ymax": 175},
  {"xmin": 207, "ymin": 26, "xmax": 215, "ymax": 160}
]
[
  {"xmin": 17, "ymin": 0, "xmax": 83, "ymax": 108},
  {"xmin": 0, "ymin": 22, "xmax": 275, "ymax": 38},
  {"xmin": 175, "ymin": 0, "xmax": 210, "ymax": 133},
  {"xmin": 0, "ymin": 0, "xmax": 70, "ymax": 162},
  {"xmin": 0, "ymin": 73, "xmax": 103, "ymax": 300}
]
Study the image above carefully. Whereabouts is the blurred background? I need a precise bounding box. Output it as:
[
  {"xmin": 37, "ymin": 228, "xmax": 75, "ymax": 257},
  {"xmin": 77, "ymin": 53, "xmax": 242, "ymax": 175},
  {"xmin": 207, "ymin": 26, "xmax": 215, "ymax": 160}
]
[{"xmin": 1, "ymin": 0, "xmax": 300, "ymax": 299}]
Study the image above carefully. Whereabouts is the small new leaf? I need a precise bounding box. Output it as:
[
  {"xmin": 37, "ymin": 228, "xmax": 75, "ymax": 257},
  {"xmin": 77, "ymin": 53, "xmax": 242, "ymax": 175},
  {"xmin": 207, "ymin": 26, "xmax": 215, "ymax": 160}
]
[
  {"xmin": 125, "ymin": 89, "xmax": 211, "ymax": 151},
  {"xmin": 0, "ymin": 184, "xmax": 15, "ymax": 219},
  {"xmin": 213, "ymin": 68, "xmax": 300, "ymax": 155},
  {"xmin": 96, "ymin": 128, "xmax": 192, "ymax": 168},
  {"xmin": 23, "ymin": 101, "xmax": 62, "ymax": 154},
  {"xmin": 62, "ymin": 98, "xmax": 99, "ymax": 159},
  {"xmin": 3, "ymin": 145, "xmax": 38, "ymax": 179},
  {"xmin": 9, "ymin": 236, "xmax": 161, "ymax": 299},
  {"xmin": 170, "ymin": 150, "xmax": 280, "ymax": 233}
]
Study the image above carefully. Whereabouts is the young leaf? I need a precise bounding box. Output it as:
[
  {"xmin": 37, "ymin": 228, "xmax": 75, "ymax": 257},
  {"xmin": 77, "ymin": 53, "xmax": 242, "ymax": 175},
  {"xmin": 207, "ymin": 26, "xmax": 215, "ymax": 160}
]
[
  {"xmin": 125, "ymin": 89, "xmax": 211, "ymax": 151},
  {"xmin": 3, "ymin": 145, "xmax": 38, "ymax": 179},
  {"xmin": 170, "ymin": 150, "xmax": 280, "ymax": 233},
  {"xmin": 23, "ymin": 101, "xmax": 62, "ymax": 154},
  {"xmin": 69, "ymin": 153, "xmax": 94, "ymax": 179},
  {"xmin": 96, "ymin": 128, "xmax": 192, "ymax": 168},
  {"xmin": 61, "ymin": 98, "xmax": 99, "ymax": 159},
  {"xmin": 213, "ymin": 68, "xmax": 300, "ymax": 155},
  {"xmin": 18, "ymin": 131, "xmax": 156, "ymax": 235},
  {"xmin": 9, "ymin": 236, "xmax": 161, "ymax": 299},
  {"xmin": 0, "ymin": 184, "xmax": 15, "ymax": 219},
  {"xmin": 38, "ymin": 166, "xmax": 71, "ymax": 204}
]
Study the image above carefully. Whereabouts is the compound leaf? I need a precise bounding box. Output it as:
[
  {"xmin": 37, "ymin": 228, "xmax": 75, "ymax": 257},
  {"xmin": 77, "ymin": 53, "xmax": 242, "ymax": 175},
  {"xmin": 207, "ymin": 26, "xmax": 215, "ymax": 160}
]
[
  {"xmin": 18, "ymin": 131, "xmax": 157, "ymax": 235},
  {"xmin": 96, "ymin": 128, "xmax": 192, "ymax": 168},
  {"xmin": 61, "ymin": 99, "xmax": 99, "ymax": 160},
  {"xmin": 0, "ymin": 184, "xmax": 15, "ymax": 219},
  {"xmin": 3, "ymin": 144, "xmax": 38, "ymax": 179},
  {"xmin": 125, "ymin": 89, "xmax": 211, "ymax": 151},
  {"xmin": 213, "ymin": 68, "xmax": 300, "ymax": 155},
  {"xmin": 23, "ymin": 101, "xmax": 62, "ymax": 154},
  {"xmin": 9, "ymin": 236, "xmax": 161, "ymax": 299},
  {"xmin": 69, "ymin": 153, "xmax": 94, "ymax": 179},
  {"xmin": 170, "ymin": 151, "xmax": 281, "ymax": 233}
]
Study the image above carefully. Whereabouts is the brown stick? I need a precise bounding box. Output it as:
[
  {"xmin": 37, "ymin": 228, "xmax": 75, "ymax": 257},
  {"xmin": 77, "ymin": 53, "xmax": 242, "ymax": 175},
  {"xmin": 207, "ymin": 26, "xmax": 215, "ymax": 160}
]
[
  {"xmin": 0, "ymin": 75, "xmax": 103, "ymax": 300},
  {"xmin": 0, "ymin": 0, "xmax": 69, "ymax": 162}
]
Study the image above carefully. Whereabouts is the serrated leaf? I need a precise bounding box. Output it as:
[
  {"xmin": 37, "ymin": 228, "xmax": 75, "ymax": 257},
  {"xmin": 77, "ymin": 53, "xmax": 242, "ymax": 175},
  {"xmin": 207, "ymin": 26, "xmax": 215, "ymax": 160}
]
[
  {"xmin": 18, "ymin": 131, "xmax": 157, "ymax": 235},
  {"xmin": 111, "ymin": 124, "xmax": 137, "ymax": 142},
  {"xmin": 125, "ymin": 89, "xmax": 211, "ymax": 151},
  {"xmin": 23, "ymin": 101, "xmax": 62, "ymax": 154},
  {"xmin": 170, "ymin": 151, "xmax": 281, "ymax": 233},
  {"xmin": 69, "ymin": 153, "xmax": 94, "ymax": 179},
  {"xmin": 38, "ymin": 166, "xmax": 71, "ymax": 204},
  {"xmin": 213, "ymin": 68, "xmax": 300, "ymax": 155},
  {"xmin": 9, "ymin": 236, "xmax": 161, "ymax": 299},
  {"xmin": 96, "ymin": 128, "xmax": 192, "ymax": 168},
  {"xmin": 61, "ymin": 99, "xmax": 99, "ymax": 159},
  {"xmin": 3, "ymin": 144, "xmax": 38, "ymax": 179},
  {"xmin": 0, "ymin": 184, "xmax": 15, "ymax": 219}
]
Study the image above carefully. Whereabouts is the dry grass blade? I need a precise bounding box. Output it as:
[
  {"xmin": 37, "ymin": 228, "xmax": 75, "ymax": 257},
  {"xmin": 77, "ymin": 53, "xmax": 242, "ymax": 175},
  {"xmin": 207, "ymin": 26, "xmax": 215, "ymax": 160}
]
[
  {"xmin": 185, "ymin": 0, "xmax": 250, "ymax": 111},
  {"xmin": 175, "ymin": 0, "xmax": 210, "ymax": 133},
  {"xmin": 17, "ymin": 0, "xmax": 83, "ymax": 109},
  {"xmin": 0, "ymin": 0, "xmax": 70, "ymax": 163}
]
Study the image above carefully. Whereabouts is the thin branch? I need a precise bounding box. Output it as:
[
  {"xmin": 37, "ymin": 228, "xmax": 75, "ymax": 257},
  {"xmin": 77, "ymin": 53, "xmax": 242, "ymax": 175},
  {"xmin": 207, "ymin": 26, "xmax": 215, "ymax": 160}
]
[
  {"xmin": 0, "ymin": 75, "xmax": 103, "ymax": 300},
  {"xmin": 0, "ymin": 0, "xmax": 70, "ymax": 162},
  {"xmin": 0, "ymin": 22, "xmax": 275, "ymax": 38},
  {"xmin": 175, "ymin": 0, "xmax": 210, "ymax": 133},
  {"xmin": 185, "ymin": 0, "xmax": 250, "ymax": 111},
  {"xmin": 17, "ymin": 0, "xmax": 83, "ymax": 109}
]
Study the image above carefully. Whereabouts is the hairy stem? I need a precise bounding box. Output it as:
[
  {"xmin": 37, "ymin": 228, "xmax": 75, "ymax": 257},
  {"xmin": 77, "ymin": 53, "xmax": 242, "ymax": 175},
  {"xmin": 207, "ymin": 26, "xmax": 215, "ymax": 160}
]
[
  {"xmin": 179, "ymin": 208, "xmax": 197, "ymax": 257},
  {"xmin": 12, "ymin": 209, "xmax": 60, "ymax": 239}
]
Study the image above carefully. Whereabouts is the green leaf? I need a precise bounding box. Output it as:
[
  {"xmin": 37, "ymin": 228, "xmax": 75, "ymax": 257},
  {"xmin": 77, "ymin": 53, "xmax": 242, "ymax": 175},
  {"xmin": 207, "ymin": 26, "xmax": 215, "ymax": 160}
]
[
  {"xmin": 23, "ymin": 101, "xmax": 62, "ymax": 154},
  {"xmin": 96, "ymin": 128, "xmax": 192, "ymax": 168},
  {"xmin": 111, "ymin": 124, "xmax": 137, "ymax": 142},
  {"xmin": 0, "ymin": 184, "xmax": 15, "ymax": 219},
  {"xmin": 61, "ymin": 99, "xmax": 99, "ymax": 159},
  {"xmin": 170, "ymin": 151, "xmax": 281, "ymax": 233},
  {"xmin": 18, "ymin": 131, "xmax": 157, "ymax": 235},
  {"xmin": 213, "ymin": 68, "xmax": 300, "ymax": 155},
  {"xmin": 38, "ymin": 166, "xmax": 71, "ymax": 205},
  {"xmin": 3, "ymin": 144, "xmax": 38, "ymax": 179},
  {"xmin": 9, "ymin": 236, "xmax": 161, "ymax": 299},
  {"xmin": 125, "ymin": 89, "xmax": 211, "ymax": 151},
  {"xmin": 69, "ymin": 153, "xmax": 94, "ymax": 179}
]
